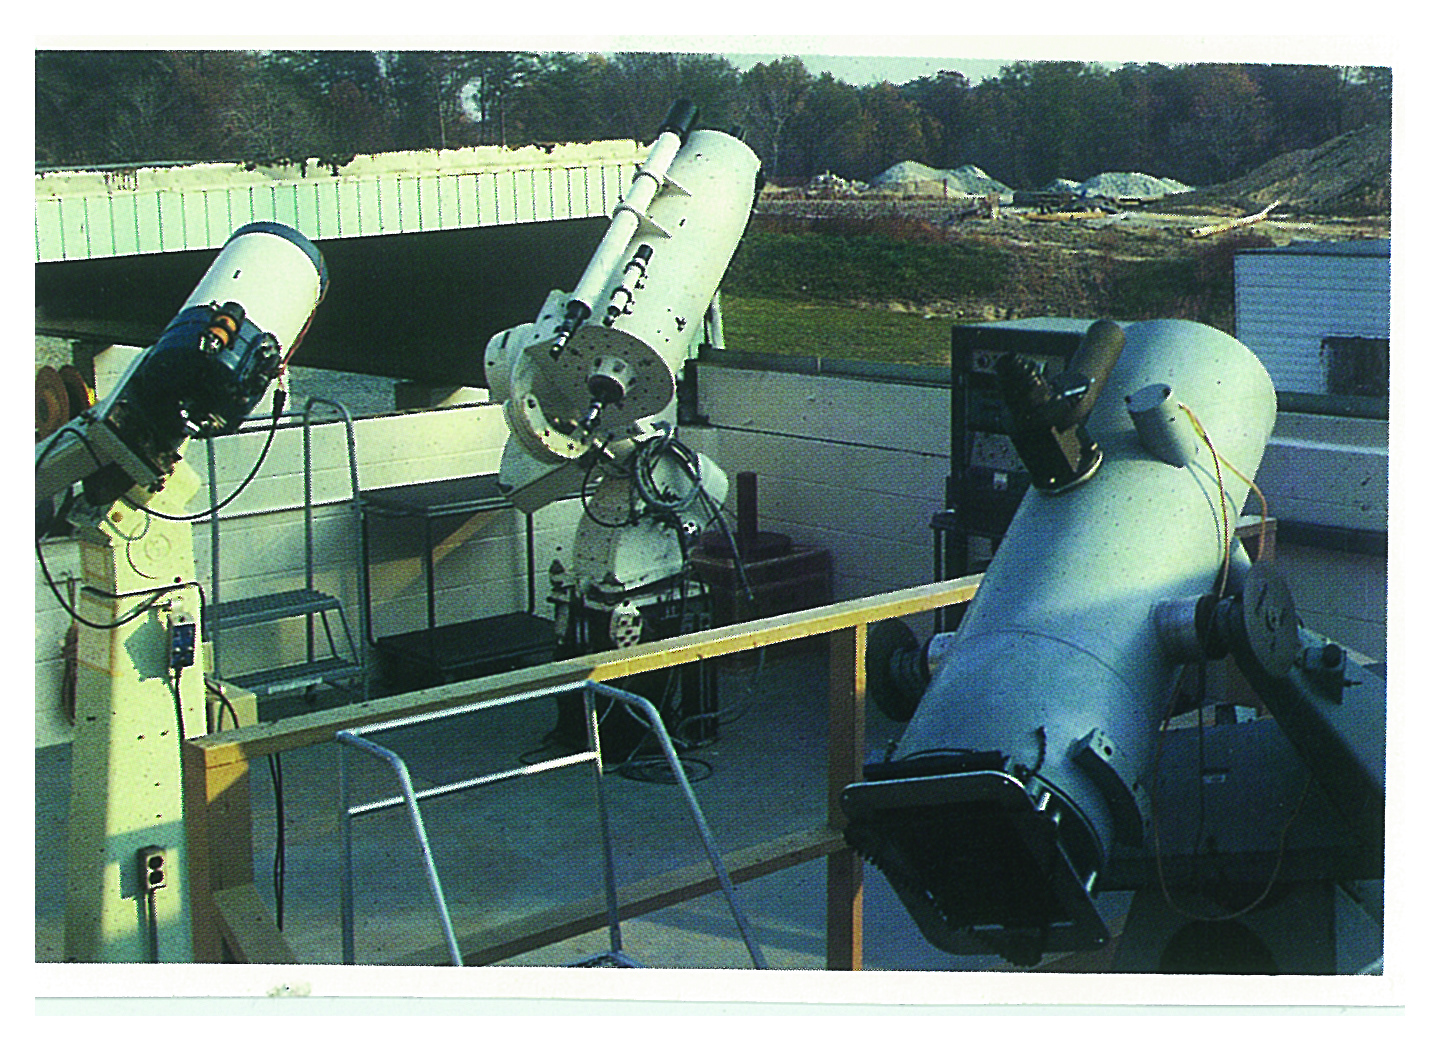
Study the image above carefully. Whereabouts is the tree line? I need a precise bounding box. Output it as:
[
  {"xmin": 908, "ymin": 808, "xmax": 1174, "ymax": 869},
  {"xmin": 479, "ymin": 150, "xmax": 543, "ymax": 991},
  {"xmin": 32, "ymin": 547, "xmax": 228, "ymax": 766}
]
[{"xmin": 35, "ymin": 50, "xmax": 1391, "ymax": 190}]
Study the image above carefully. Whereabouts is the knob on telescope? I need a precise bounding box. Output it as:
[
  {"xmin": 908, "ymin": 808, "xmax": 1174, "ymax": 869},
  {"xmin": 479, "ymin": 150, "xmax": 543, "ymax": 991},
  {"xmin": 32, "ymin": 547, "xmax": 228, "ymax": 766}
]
[{"xmin": 1154, "ymin": 561, "xmax": 1302, "ymax": 678}]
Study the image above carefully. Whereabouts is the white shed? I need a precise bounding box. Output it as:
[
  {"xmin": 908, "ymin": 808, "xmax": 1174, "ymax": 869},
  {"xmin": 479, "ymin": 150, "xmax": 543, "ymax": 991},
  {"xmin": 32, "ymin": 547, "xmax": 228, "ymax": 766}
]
[{"xmin": 1233, "ymin": 239, "xmax": 1390, "ymax": 397}]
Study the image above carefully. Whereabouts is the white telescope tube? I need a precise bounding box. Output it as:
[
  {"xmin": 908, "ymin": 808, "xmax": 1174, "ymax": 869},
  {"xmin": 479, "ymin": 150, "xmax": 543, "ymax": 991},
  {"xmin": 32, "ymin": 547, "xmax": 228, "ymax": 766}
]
[
  {"xmin": 843, "ymin": 319, "xmax": 1278, "ymax": 964},
  {"xmin": 502, "ymin": 123, "xmax": 759, "ymax": 463}
]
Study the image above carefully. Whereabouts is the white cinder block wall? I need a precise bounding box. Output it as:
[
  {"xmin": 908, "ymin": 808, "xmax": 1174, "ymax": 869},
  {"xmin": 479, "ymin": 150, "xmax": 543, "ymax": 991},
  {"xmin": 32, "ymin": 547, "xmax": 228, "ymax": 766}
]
[
  {"xmin": 688, "ymin": 367, "xmax": 951, "ymax": 601},
  {"xmin": 1256, "ymin": 412, "xmax": 1388, "ymax": 660},
  {"xmin": 196, "ymin": 404, "xmax": 581, "ymax": 682},
  {"xmin": 35, "ymin": 365, "xmax": 1389, "ymax": 747}
]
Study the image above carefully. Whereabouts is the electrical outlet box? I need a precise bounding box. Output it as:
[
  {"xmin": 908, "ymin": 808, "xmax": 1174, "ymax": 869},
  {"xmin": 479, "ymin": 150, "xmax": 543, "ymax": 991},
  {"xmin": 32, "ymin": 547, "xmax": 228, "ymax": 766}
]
[
  {"xmin": 138, "ymin": 846, "xmax": 168, "ymax": 893},
  {"xmin": 167, "ymin": 610, "xmax": 197, "ymax": 670}
]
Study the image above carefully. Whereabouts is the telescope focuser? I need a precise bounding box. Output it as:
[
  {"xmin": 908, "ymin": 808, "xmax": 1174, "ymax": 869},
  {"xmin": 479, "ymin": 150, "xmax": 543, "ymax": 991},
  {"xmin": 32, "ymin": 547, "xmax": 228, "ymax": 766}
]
[{"xmin": 996, "ymin": 319, "xmax": 1126, "ymax": 492}]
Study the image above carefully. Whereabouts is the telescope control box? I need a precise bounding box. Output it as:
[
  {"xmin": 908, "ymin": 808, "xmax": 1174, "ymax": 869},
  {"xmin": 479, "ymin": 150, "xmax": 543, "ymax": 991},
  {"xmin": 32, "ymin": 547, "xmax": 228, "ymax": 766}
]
[{"xmin": 938, "ymin": 321, "xmax": 1087, "ymax": 625}]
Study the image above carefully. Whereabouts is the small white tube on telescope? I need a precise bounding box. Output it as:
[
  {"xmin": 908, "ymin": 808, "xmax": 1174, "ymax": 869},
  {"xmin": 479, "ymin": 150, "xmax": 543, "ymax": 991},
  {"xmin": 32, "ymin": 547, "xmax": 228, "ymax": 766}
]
[
  {"xmin": 567, "ymin": 129, "xmax": 683, "ymax": 316},
  {"xmin": 565, "ymin": 101, "xmax": 700, "ymax": 329},
  {"xmin": 1125, "ymin": 382, "xmax": 1199, "ymax": 467}
]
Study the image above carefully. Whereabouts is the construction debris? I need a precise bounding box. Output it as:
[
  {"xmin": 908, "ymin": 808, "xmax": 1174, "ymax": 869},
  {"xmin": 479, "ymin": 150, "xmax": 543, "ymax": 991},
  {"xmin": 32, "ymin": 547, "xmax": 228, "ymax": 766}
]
[
  {"xmin": 806, "ymin": 172, "xmax": 866, "ymax": 198},
  {"xmin": 1025, "ymin": 208, "xmax": 1111, "ymax": 223},
  {"xmin": 1186, "ymin": 200, "xmax": 1282, "ymax": 238}
]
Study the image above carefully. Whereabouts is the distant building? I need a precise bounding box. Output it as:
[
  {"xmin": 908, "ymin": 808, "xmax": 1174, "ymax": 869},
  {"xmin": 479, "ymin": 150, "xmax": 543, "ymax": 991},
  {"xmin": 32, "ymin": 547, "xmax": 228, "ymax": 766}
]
[{"xmin": 1234, "ymin": 239, "xmax": 1390, "ymax": 401}]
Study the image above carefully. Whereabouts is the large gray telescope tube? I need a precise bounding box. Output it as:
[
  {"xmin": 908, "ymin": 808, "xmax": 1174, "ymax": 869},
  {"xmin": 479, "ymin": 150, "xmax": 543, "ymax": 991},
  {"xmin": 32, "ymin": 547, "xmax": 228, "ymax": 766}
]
[{"xmin": 842, "ymin": 318, "xmax": 1277, "ymax": 965}]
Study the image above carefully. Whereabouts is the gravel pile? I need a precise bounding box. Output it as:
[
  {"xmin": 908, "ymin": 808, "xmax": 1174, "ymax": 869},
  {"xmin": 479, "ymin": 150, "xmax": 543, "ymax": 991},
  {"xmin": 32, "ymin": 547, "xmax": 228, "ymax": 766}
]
[
  {"xmin": 870, "ymin": 161, "xmax": 1012, "ymax": 201},
  {"xmin": 1176, "ymin": 123, "xmax": 1390, "ymax": 216},
  {"xmin": 1077, "ymin": 171, "xmax": 1191, "ymax": 199}
]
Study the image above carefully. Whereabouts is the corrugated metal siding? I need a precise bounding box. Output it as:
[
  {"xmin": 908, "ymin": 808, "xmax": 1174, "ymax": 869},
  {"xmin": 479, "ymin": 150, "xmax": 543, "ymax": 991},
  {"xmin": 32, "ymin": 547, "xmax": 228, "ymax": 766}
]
[
  {"xmin": 34, "ymin": 143, "xmax": 643, "ymax": 263},
  {"xmin": 1234, "ymin": 250, "xmax": 1390, "ymax": 395}
]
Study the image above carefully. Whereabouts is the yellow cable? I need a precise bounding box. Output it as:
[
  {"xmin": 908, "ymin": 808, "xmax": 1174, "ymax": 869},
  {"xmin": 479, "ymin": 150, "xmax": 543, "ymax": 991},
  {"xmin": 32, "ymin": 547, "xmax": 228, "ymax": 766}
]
[
  {"xmin": 1177, "ymin": 402, "xmax": 1272, "ymax": 569},
  {"xmin": 1178, "ymin": 402, "xmax": 1230, "ymax": 595},
  {"xmin": 1215, "ymin": 447, "xmax": 1271, "ymax": 561},
  {"xmin": 1150, "ymin": 403, "xmax": 1289, "ymax": 925}
]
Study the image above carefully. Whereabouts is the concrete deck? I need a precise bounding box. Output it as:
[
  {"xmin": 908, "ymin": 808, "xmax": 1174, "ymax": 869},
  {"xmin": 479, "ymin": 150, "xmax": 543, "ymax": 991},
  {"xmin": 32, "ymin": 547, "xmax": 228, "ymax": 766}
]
[{"xmin": 38, "ymin": 644, "xmax": 1095, "ymax": 972}]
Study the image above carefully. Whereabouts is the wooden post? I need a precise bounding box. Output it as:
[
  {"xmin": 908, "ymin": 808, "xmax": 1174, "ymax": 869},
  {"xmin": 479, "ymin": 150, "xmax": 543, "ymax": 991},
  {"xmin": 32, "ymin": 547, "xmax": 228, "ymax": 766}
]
[
  {"xmin": 184, "ymin": 739, "xmax": 253, "ymax": 962},
  {"xmin": 825, "ymin": 624, "xmax": 866, "ymax": 970}
]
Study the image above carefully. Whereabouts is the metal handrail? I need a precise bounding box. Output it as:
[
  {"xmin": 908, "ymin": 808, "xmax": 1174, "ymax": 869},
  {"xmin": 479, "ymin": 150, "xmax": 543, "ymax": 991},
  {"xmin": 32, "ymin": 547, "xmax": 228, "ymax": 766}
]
[
  {"xmin": 336, "ymin": 679, "xmax": 768, "ymax": 969},
  {"xmin": 205, "ymin": 397, "xmax": 366, "ymax": 698},
  {"xmin": 303, "ymin": 397, "xmax": 367, "ymax": 698}
]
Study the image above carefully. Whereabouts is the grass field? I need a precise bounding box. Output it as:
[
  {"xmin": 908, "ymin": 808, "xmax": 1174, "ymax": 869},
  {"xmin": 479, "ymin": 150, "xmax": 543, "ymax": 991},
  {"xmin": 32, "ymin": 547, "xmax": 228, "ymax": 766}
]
[
  {"xmin": 713, "ymin": 210, "xmax": 1264, "ymax": 360},
  {"xmin": 717, "ymin": 295, "xmax": 956, "ymax": 366}
]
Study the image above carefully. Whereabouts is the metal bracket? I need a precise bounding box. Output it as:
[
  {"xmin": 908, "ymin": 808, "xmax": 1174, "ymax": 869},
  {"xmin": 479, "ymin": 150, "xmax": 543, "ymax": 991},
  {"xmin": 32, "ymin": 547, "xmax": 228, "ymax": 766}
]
[{"xmin": 1071, "ymin": 728, "xmax": 1150, "ymax": 845}]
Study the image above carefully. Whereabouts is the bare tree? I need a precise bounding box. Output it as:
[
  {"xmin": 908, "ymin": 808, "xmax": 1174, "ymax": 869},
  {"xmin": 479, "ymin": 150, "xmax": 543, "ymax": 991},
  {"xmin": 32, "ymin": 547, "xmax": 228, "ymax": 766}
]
[{"xmin": 740, "ymin": 57, "xmax": 813, "ymax": 176}]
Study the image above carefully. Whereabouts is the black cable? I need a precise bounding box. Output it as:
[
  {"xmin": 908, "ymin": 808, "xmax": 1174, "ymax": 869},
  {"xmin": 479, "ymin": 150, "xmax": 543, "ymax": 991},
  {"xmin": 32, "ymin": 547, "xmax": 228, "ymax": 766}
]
[
  {"xmin": 34, "ymin": 425, "xmax": 165, "ymax": 629},
  {"xmin": 696, "ymin": 487, "xmax": 756, "ymax": 608},
  {"xmin": 40, "ymin": 554, "xmax": 199, "ymax": 631},
  {"xmin": 268, "ymin": 753, "xmax": 286, "ymax": 931},
  {"xmin": 1152, "ymin": 603, "xmax": 1312, "ymax": 923},
  {"xmin": 579, "ymin": 425, "xmax": 753, "ymax": 775},
  {"xmin": 618, "ymin": 754, "xmax": 713, "ymax": 784},
  {"xmin": 580, "ymin": 442, "xmax": 637, "ymax": 529},
  {"xmin": 206, "ymin": 678, "xmax": 242, "ymax": 731},
  {"xmin": 687, "ymin": 482, "xmax": 768, "ymax": 726},
  {"xmin": 37, "ymin": 546, "xmax": 167, "ymax": 630},
  {"xmin": 144, "ymin": 885, "xmax": 161, "ymax": 963},
  {"xmin": 37, "ymin": 421, "xmax": 106, "ymax": 480},
  {"xmin": 121, "ymin": 512, "xmax": 159, "ymax": 581},
  {"xmin": 163, "ymin": 667, "xmax": 190, "ymax": 798},
  {"xmin": 122, "ymin": 388, "xmax": 286, "ymax": 523},
  {"xmin": 99, "ymin": 579, "xmax": 207, "ymax": 630},
  {"xmin": 34, "ymin": 415, "xmax": 216, "ymax": 630},
  {"xmin": 631, "ymin": 422, "xmax": 705, "ymax": 519},
  {"xmin": 1192, "ymin": 659, "xmax": 1209, "ymax": 859},
  {"xmin": 633, "ymin": 425, "xmax": 749, "ymax": 594}
]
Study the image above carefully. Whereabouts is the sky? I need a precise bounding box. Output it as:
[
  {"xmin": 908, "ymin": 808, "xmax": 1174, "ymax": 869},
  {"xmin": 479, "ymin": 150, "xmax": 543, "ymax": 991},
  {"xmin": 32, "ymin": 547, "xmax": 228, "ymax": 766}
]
[
  {"xmin": 720, "ymin": 35, "xmax": 1394, "ymax": 86},
  {"xmin": 724, "ymin": 53, "xmax": 1013, "ymax": 86},
  {"xmin": 24, "ymin": 27, "xmax": 1396, "ymax": 87}
]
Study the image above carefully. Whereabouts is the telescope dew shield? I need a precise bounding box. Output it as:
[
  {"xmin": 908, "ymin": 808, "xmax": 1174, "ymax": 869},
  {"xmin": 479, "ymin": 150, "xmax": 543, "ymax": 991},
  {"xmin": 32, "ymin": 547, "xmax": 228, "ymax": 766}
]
[{"xmin": 842, "ymin": 319, "xmax": 1277, "ymax": 966}]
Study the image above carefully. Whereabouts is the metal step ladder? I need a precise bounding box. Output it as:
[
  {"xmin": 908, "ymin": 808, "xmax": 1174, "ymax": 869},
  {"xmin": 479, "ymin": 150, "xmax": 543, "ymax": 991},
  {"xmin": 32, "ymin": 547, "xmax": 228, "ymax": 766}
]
[
  {"xmin": 336, "ymin": 680, "xmax": 768, "ymax": 969},
  {"xmin": 205, "ymin": 397, "xmax": 368, "ymax": 704}
]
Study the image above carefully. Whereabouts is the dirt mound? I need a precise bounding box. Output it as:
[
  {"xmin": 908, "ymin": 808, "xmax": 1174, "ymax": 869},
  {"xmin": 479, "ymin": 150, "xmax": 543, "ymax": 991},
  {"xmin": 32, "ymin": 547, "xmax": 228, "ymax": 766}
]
[{"xmin": 1177, "ymin": 123, "xmax": 1391, "ymax": 216}]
